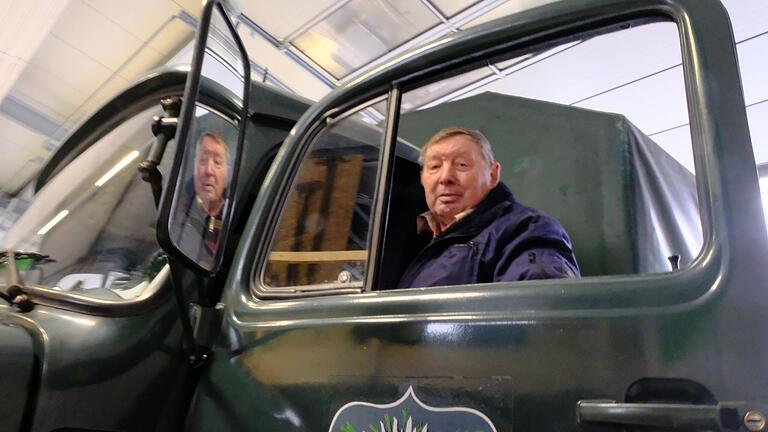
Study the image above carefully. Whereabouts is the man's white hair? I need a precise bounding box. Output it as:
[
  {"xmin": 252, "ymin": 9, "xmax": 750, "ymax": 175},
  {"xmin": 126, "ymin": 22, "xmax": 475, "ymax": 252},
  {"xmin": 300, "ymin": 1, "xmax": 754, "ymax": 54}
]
[
  {"xmin": 418, "ymin": 127, "xmax": 496, "ymax": 166},
  {"xmin": 196, "ymin": 130, "xmax": 230, "ymax": 162}
]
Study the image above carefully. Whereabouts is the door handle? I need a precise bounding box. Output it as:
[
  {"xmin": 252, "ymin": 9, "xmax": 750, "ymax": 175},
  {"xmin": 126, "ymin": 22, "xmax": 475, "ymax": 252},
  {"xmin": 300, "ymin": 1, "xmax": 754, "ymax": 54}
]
[{"xmin": 577, "ymin": 400, "xmax": 768, "ymax": 431}]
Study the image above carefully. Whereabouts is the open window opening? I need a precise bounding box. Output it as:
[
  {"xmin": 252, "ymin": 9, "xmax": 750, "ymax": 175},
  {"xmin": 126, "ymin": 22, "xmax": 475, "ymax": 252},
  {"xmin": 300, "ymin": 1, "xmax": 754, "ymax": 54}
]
[
  {"xmin": 257, "ymin": 17, "xmax": 704, "ymax": 296},
  {"xmin": 385, "ymin": 18, "xmax": 702, "ymax": 283}
]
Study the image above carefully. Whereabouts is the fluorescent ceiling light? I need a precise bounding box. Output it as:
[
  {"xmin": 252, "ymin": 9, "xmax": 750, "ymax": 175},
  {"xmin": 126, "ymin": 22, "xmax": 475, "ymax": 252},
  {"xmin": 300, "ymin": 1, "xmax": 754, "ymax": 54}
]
[
  {"xmin": 94, "ymin": 151, "xmax": 140, "ymax": 187},
  {"xmin": 37, "ymin": 210, "xmax": 69, "ymax": 236}
]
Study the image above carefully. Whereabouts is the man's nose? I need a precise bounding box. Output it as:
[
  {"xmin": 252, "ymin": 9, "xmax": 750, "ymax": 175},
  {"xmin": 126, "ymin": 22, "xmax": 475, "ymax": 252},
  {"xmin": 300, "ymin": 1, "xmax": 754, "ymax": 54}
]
[
  {"xmin": 437, "ymin": 163, "xmax": 456, "ymax": 184},
  {"xmin": 203, "ymin": 160, "xmax": 215, "ymax": 175}
]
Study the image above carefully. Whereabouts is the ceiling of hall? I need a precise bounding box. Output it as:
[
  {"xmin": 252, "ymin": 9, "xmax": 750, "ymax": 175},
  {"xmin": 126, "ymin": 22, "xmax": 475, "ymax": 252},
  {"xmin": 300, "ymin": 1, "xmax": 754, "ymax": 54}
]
[{"xmin": 0, "ymin": 0, "xmax": 766, "ymax": 199}]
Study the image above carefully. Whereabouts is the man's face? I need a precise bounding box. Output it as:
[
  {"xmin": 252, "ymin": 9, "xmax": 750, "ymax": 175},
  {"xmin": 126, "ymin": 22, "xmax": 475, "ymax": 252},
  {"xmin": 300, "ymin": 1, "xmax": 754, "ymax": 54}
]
[
  {"xmin": 194, "ymin": 135, "xmax": 228, "ymax": 212},
  {"xmin": 421, "ymin": 134, "xmax": 500, "ymax": 228}
]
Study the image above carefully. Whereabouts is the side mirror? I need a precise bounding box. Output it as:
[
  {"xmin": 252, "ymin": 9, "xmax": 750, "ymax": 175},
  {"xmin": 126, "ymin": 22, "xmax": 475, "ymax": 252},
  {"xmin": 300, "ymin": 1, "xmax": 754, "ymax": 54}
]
[{"xmin": 157, "ymin": 0, "xmax": 250, "ymax": 274}]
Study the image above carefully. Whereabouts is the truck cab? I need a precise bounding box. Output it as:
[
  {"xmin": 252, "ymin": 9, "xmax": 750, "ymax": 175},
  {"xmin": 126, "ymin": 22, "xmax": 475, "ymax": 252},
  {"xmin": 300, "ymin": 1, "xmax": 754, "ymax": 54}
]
[{"xmin": 2, "ymin": 0, "xmax": 767, "ymax": 431}]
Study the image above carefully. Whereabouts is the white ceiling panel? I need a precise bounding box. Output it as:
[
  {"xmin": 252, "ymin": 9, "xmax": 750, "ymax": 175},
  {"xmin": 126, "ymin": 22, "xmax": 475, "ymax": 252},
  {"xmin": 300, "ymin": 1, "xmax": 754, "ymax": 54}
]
[
  {"xmin": 239, "ymin": 30, "xmax": 331, "ymax": 101},
  {"xmin": 746, "ymin": 102, "xmax": 768, "ymax": 165},
  {"xmin": 574, "ymin": 67, "xmax": 688, "ymax": 136},
  {"xmin": 243, "ymin": 0, "xmax": 340, "ymax": 40},
  {"xmin": 170, "ymin": 0, "xmax": 204, "ymax": 20},
  {"xmin": 51, "ymin": 0, "xmax": 144, "ymax": 72},
  {"xmin": 292, "ymin": 0, "xmax": 440, "ymax": 78},
  {"xmin": 431, "ymin": 0, "xmax": 481, "ymax": 17},
  {"xmin": 469, "ymin": 22, "xmax": 681, "ymax": 105},
  {"xmin": 72, "ymin": 77, "xmax": 131, "ymax": 125},
  {"xmin": 721, "ymin": 0, "xmax": 768, "ymax": 42},
  {"xmin": 4, "ymin": 162, "xmax": 46, "ymax": 194},
  {"xmin": 463, "ymin": 0, "xmax": 560, "ymax": 28},
  {"xmin": 0, "ymin": 116, "xmax": 46, "ymax": 153},
  {"xmin": 147, "ymin": 18, "xmax": 195, "ymax": 58},
  {"xmin": 29, "ymin": 34, "xmax": 112, "ymax": 97},
  {"xmin": 0, "ymin": 0, "xmax": 71, "ymax": 100},
  {"xmin": 118, "ymin": 48, "xmax": 165, "ymax": 82},
  {"xmin": 0, "ymin": 60, "xmax": 24, "ymax": 95},
  {"xmin": 0, "ymin": 115, "xmax": 47, "ymax": 190},
  {"xmin": 736, "ymin": 35, "xmax": 768, "ymax": 106},
  {"xmin": 82, "ymin": 0, "xmax": 178, "ymax": 42},
  {"xmin": 12, "ymin": 66, "xmax": 85, "ymax": 121}
]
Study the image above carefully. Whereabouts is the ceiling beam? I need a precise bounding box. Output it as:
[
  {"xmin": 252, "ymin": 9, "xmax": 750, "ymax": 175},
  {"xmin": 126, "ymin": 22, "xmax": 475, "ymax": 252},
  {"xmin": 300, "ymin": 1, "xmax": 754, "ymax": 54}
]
[{"xmin": 0, "ymin": 94, "xmax": 66, "ymax": 139}]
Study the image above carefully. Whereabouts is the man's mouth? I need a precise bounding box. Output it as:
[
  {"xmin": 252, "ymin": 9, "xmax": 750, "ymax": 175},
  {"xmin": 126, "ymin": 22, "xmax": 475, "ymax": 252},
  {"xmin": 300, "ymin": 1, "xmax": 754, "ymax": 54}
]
[{"xmin": 437, "ymin": 192, "xmax": 460, "ymax": 203}]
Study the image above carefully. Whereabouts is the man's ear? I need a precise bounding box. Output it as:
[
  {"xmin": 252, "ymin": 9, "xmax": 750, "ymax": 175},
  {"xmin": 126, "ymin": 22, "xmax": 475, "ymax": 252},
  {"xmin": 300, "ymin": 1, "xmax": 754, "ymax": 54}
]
[{"xmin": 489, "ymin": 162, "xmax": 501, "ymax": 187}]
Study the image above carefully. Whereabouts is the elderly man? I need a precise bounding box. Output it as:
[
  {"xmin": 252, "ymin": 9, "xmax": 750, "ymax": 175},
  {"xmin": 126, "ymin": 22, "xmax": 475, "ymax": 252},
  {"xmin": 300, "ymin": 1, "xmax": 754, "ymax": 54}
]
[
  {"xmin": 194, "ymin": 131, "xmax": 229, "ymax": 217},
  {"xmin": 397, "ymin": 127, "xmax": 579, "ymax": 288},
  {"xmin": 173, "ymin": 130, "xmax": 230, "ymax": 267}
]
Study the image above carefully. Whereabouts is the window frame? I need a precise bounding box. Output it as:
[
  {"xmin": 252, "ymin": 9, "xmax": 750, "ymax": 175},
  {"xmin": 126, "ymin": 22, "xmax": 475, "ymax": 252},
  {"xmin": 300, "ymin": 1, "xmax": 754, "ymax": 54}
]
[
  {"xmin": 252, "ymin": 93, "xmax": 393, "ymax": 298},
  {"xmin": 245, "ymin": 0, "xmax": 751, "ymax": 311}
]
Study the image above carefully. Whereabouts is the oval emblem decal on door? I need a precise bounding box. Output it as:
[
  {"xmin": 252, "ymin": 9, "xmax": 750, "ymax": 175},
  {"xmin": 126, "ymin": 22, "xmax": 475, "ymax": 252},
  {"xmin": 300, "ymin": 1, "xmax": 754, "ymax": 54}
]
[{"xmin": 329, "ymin": 386, "xmax": 497, "ymax": 431}]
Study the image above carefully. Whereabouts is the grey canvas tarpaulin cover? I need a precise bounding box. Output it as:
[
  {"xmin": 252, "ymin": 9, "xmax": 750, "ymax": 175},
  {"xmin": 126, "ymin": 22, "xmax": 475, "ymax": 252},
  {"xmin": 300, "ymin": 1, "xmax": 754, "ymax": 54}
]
[{"xmin": 397, "ymin": 92, "xmax": 702, "ymax": 277}]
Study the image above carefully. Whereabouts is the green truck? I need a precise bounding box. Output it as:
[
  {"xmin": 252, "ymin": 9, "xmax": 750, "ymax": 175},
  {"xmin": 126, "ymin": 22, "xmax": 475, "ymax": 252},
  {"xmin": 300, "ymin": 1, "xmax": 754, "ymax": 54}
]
[{"xmin": 2, "ymin": 0, "xmax": 767, "ymax": 431}]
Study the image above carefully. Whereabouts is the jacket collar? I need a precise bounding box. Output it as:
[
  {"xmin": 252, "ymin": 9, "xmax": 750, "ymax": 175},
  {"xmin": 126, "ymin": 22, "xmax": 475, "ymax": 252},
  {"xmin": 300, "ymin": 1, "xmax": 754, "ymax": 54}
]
[
  {"xmin": 433, "ymin": 183, "xmax": 516, "ymax": 240},
  {"xmin": 417, "ymin": 207, "xmax": 475, "ymax": 235}
]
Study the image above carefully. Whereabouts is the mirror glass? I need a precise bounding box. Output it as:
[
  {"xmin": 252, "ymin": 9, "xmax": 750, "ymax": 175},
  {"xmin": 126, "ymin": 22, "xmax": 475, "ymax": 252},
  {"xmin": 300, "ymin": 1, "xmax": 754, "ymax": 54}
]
[{"xmin": 169, "ymin": 4, "xmax": 246, "ymax": 271}]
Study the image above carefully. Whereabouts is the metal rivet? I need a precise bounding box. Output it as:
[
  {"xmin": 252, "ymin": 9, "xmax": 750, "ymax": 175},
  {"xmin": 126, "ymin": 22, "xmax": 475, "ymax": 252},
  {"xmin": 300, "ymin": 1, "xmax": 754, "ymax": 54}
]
[
  {"xmin": 744, "ymin": 410, "xmax": 766, "ymax": 432},
  {"xmin": 337, "ymin": 270, "xmax": 352, "ymax": 283}
]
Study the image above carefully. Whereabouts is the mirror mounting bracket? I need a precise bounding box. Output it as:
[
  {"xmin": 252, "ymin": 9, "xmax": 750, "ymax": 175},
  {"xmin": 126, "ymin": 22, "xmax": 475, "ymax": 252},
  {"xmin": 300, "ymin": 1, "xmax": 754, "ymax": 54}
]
[{"xmin": 139, "ymin": 97, "xmax": 181, "ymax": 207}]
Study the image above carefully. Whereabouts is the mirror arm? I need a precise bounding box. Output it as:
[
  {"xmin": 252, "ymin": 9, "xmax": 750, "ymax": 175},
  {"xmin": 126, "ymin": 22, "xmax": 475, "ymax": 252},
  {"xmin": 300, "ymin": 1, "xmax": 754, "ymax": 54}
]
[
  {"xmin": 168, "ymin": 258, "xmax": 212, "ymax": 367},
  {"xmin": 139, "ymin": 97, "xmax": 181, "ymax": 207}
]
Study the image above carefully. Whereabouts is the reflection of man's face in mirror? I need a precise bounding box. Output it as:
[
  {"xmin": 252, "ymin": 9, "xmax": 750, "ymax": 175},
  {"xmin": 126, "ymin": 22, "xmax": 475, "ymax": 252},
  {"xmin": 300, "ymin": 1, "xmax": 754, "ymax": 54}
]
[{"xmin": 194, "ymin": 131, "xmax": 229, "ymax": 217}]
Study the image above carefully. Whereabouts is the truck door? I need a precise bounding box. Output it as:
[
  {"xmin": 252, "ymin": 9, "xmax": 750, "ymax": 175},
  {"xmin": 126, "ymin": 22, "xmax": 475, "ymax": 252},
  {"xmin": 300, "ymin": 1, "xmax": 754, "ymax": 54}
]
[{"xmin": 181, "ymin": 0, "xmax": 768, "ymax": 431}]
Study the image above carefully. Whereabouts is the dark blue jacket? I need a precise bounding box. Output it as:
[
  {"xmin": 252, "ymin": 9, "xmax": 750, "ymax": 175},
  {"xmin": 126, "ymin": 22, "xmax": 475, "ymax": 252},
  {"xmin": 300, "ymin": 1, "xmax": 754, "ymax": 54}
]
[{"xmin": 397, "ymin": 183, "xmax": 579, "ymax": 288}]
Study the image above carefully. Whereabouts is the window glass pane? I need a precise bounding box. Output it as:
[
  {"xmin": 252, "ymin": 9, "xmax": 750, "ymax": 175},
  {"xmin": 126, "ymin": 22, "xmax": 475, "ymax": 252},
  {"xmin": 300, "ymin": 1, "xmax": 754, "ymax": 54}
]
[
  {"xmin": 388, "ymin": 20, "xmax": 701, "ymax": 288},
  {"xmin": 206, "ymin": 10, "xmax": 246, "ymax": 96},
  {"xmin": 292, "ymin": 0, "xmax": 440, "ymax": 78},
  {"xmin": 401, "ymin": 66, "xmax": 493, "ymax": 112},
  {"xmin": 242, "ymin": 0, "xmax": 338, "ymax": 40},
  {"xmin": 430, "ymin": 0, "xmax": 480, "ymax": 17},
  {"xmin": 262, "ymin": 99, "xmax": 387, "ymax": 289},
  {"xmin": 1, "ymin": 105, "xmax": 172, "ymax": 300},
  {"xmin": 462, "ymin": 0, "xmax": 562, "ymax": 29}
]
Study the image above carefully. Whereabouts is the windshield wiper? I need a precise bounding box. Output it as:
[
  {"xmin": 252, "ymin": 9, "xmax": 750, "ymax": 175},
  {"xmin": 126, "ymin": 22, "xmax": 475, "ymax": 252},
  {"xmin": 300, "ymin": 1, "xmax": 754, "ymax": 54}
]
[{"xmin": 0, "ymin": 250, "xmax": 55, "ymax": 312}]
